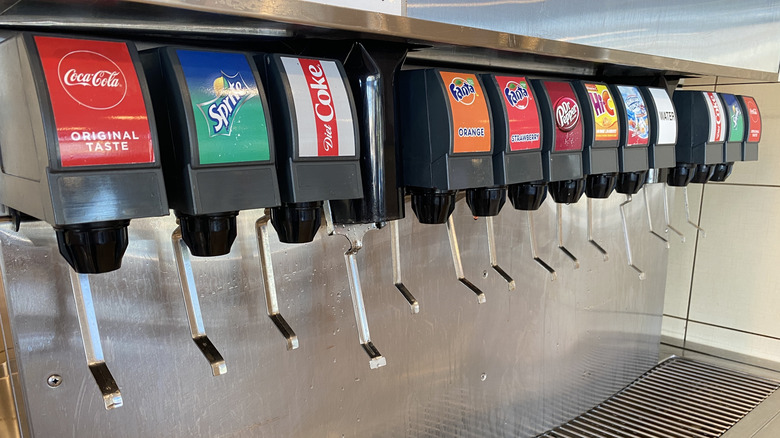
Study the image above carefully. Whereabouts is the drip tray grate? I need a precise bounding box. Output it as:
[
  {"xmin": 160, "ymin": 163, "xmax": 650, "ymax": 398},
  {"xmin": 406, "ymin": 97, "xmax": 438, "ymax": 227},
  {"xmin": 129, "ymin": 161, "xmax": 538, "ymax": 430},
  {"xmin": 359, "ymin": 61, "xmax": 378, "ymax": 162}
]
[{"xmin": 540, "ymin": 357, "xmax": 780, "ymax": 438}]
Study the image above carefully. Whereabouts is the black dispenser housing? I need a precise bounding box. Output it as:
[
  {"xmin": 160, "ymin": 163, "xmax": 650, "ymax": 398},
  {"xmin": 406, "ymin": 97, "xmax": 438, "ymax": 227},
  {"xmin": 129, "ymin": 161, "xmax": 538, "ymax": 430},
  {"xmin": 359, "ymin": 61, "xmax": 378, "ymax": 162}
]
[
  {"xmin": 573, "ymin": 81, "xmax": 620, "ymax": 199},
  {"xmin": 670, "ymin": 90, "xmax": 726, "ymax": 186}
]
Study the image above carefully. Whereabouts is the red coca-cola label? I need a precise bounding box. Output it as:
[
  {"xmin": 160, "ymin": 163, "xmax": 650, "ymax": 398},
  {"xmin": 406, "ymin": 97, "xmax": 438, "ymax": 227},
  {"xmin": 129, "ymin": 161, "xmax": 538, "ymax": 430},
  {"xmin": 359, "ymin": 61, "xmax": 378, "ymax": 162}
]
[
  {"xmin": 743, "ymin": 97, "xmax": 762, "ymax": 142},
  {"xmin": 34, "ymin": 36, "xmax": 154, "ymax": 167},
  {"xmin": 544, "ymin": 82, "xmax": 583, "ymax": 151},
  {"xmin": 299, "ymin": 58, "xmax": 340, "ymax": 156}
]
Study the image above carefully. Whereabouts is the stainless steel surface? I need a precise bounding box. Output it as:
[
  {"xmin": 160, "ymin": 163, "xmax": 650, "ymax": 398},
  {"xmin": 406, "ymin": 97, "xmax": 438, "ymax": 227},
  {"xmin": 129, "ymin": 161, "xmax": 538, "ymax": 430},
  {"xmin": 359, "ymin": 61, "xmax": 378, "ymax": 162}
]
[
  {"xmin": 541, "ymin": 357, "xmax": 780, "ymax": 438},
  {"xmin": 406, "ymin": 0, "xmax": 780, "ymax": 75},
  {"xmin": 485, "ymin": 216, "xmax": 515, "ymax": 291},
  {"xmin": 0, "ymin": 193, "xmax": 668, "ymax": 437},
  {"xmin": 446, "ymin": 215, "xmax": 486, "ymax": 304},
  {"xmin": 324, "ymin": 201, "xmax": 386, "ymax": 370},
  {"xmin": 172, "ymin": 227, "xmax": 228, "ymax": 377},
  {"xmin": 68, "ymin": 270, "xmax": 123, "ymax": 410},
  {"xmin": 255, "ymin": 214, "xmax": 299, "ymax": 351},
  {"xmin": 0, "ymin": 1, "xmax": 772, "ymax": 81},
  {"xmin": 586, "ymin": 198, "xmax": 609, "ymax": 262},
  {"xmin": 619, "ymin": 194, "xmax": 646, "ymax": 280},
  {"xmin": 556, "ymin": 204, "xmax": 579, "ymax": 269}
]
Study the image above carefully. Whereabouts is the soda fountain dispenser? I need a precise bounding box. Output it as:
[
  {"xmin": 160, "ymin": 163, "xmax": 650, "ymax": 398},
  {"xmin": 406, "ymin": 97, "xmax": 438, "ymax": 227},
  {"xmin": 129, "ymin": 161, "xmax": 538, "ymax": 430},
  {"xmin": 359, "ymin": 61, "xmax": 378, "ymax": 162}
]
[
  {"xmin": 257, "ymin": 54, "xmax": 391, "ymax": 369},
  {"xmin": 670, "ymin": 90, "xmax": 727, "ymax": 235},
  {"xmin": 530, "ymin": 79, "xmax": 586, "ymax": 269},
  {"xmin": 0, "ymin": 34, "xmax": 170, "ymax": 409},
  {"xmin": 141, "ymin": 47, "xmax": 284, "ymax": 374},
  {"xmin": 739, "ymin": 96, "xmax": 762, "ymax": 161},
  {"xmin": 398, "ymin": 69, "xmax": 493, "ymax": 303},
  {"xmin": 573, "ymin": 81, "xmax": 620, "ymax": 260},
  {"xmin": 640, "ymin": 86, "xmax": 682, "ymax": 243},
  {"xmin": 711, "ymin": 93, "xmax": 746, "ymax": 182},
  {"xmin": 611, "ymin": 84, "xmax": 651, "ymax": 279},
  {"xmin": 482, "ymin": 75, "xmax": 554, "ymax": 279}
]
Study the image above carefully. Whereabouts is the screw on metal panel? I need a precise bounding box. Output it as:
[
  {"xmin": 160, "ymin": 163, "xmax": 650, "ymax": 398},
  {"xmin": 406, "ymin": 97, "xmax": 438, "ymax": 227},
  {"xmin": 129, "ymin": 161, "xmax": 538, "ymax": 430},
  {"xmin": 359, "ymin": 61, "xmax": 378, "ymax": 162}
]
[
  {"xmin": 47, "ymin": 374, "xmax": 62, "ymax": 388},
  {"xmin": 482, "ymin": 270, "xmax": 488, "ymax": 279},
  {"xmin": 480, "ymin": 373, "xmax": 487, "ymax": 382}
]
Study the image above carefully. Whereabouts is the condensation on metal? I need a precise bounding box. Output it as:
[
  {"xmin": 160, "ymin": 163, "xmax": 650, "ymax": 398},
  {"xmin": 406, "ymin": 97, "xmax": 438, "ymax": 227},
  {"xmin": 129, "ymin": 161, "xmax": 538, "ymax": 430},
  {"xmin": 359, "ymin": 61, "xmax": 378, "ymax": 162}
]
[
  {"xmin": 540, "ymin": 357, "xmax": 780, "ymax": 438},
  {"xmin": 0, "ymin": 192, "xmax": 668, "ymax": 437}
]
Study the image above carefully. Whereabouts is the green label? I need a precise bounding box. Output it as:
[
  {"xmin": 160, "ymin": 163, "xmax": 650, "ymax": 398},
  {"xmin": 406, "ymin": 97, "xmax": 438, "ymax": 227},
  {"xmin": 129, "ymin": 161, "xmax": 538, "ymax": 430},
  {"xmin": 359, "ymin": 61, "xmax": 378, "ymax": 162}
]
[
  {"xmin": 177, "ymin": 50, "xmax": 270, "ymax": 165},
  {"xmin": 722, "ymin": 94, "xmax": 745, "ymax": 142}
]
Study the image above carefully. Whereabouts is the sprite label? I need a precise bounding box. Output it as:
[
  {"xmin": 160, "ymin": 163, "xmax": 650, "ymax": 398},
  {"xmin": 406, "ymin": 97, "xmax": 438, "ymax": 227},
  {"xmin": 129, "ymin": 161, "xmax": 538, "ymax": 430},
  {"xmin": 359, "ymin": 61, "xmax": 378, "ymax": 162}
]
[{"xmin": 177, "ymin": 50, "xmax": 270, "ymax": 165}]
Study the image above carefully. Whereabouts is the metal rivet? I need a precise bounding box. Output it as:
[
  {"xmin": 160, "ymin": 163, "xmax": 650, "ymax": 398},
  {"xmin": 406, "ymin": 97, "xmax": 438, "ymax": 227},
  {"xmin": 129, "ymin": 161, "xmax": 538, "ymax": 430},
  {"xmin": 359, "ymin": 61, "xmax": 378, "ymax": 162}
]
[
  {"xmin": 482, "ymin": 270, "xmax": 488, "ymax": 278},
  {"xmin": 47, "ymin": 374, "xmax": 62, "ymax": 388},
  {"xmin": 480, "ymin": 373, "xmax": 487, "ymax": 382}
]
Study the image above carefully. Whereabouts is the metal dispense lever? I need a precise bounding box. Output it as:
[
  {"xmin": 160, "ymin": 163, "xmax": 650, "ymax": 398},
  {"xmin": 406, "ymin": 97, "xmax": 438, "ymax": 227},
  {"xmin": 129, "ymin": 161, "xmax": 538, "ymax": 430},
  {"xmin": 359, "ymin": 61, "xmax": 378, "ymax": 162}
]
[
  {"xmin": 644, "ymin": 184, "xmax": 670, "ymax": 248},
  {"xmin": 324, "ymin": 202, "xmax": 386, "ymax": 369},
  {"xmin": 255, "ymin": 214, "xmax": 298, "ymax": 350},
  {"xmin": 556, "ymin": 203, "xmax": 580, "ymax": 269},
  {"xmin": 390, "ymin": 220, "xmax": 419, "ymax": 314},
  {"xmin": 171, "ymin": 228, "xmax": 227, "ymax": 376},
  {"xmin": 485, "ymin": 216, "xmax": 515, "ymax": 290},
  {"xmin": 527, "ymin": 210, "xmax": 557, "ymax": 280},
  {"xmin": 68, "ymin": 270, "xmax": 123, "ymax": 410},
  {"xmin": 618, "ymin": 196, "xmax": 646, "ymax": 280},
  {"xmin": 587, "ymin": 198, "xmax": 609, "ymax": 261},
  {"xmin": 446, "ymin": 214, "xmax": 487, "ymax": 303},
  {"xmin": 664, "ymin": 184, "xmax": 686, "ymax": 242}
]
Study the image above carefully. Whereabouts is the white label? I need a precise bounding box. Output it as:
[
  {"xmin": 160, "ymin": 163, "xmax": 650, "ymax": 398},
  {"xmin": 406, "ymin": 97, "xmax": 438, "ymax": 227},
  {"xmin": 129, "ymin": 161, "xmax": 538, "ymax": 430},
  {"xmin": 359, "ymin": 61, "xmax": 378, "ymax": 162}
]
[
  {"xmin": 648, "ymin": 88, "xmax": 677, "ymax": 145},
  {"xmin": 281, "ymin": 57, "xmax": 357, "ymax": 158}
]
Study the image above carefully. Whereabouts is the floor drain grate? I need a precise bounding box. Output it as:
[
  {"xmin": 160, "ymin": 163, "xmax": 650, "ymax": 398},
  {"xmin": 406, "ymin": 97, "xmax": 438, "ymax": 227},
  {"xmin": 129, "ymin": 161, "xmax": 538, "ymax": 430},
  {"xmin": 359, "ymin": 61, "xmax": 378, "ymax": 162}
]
[{"xmin": 539, "ymin": 357, "xmax": 780, "ymax": 438}]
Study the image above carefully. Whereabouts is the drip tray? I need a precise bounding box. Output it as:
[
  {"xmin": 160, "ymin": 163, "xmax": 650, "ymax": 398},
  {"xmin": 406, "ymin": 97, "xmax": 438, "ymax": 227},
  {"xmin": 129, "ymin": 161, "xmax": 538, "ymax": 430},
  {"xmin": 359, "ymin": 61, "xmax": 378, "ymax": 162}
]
[{"xmin": 540, "ymin": 357, "xmax": 780, "ymax": 438}]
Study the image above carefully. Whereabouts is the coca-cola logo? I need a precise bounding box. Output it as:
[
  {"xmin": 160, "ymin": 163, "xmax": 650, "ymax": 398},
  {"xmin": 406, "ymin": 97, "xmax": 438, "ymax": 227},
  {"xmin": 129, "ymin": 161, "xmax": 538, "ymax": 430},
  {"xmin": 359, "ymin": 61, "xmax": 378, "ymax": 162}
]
[
  {"xmin": 57, "ymin": 50, "xmax": 127, "ymax": 110},
  {"xmin": 554, "ymin": 97, "xmax": 579, "ymax": 132}
]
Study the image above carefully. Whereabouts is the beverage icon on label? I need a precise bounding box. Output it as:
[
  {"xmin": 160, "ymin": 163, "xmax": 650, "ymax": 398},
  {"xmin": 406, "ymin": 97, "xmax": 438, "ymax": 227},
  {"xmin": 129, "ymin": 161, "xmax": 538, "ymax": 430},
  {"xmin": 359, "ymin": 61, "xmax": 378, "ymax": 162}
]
[
  {"xmin": 57, "ymin": 50, "xmax": 127, "ymax": 110},
  {"xmin": 624, "ymin": 93, "xmax": 649, "ymax": 141},
  {"xmin": 449, "ymin": 77, "xmax": 477, "ymax": 105},
  {"xmin": 554, "ymin": 97, "xmax": 579, "ymax": 132},
  {"xmin": 503, "ymin": 81, "xmax": 529, "ymax": 109},
  {"xmin": 196, "ymin": 71, "xmax": 256, "ymax": 137},
  {"xmin": 730, "ymin": 102, "xmax": 742, "ymax": 129}
]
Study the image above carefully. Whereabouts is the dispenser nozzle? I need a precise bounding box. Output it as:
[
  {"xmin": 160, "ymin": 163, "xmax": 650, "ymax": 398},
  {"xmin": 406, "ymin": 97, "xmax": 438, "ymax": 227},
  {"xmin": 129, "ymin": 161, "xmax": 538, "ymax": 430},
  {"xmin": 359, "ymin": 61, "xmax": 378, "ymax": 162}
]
[
  {"xmin": 256, "ymin": 214, "xmax": 299, "ymax": 350},
  {"xmin": 68, "ymin": 269, "xmax": 123, "ymax": 410},
  {"xmin": 171, "ymin": 228, "xmax": 227, "ymax": 376}
]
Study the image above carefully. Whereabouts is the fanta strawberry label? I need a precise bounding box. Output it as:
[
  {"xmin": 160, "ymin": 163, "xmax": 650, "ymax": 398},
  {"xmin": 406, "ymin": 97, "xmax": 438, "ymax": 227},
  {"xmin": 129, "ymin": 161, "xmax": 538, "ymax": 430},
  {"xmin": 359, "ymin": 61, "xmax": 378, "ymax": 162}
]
[{"xmin": 496, "ymin": 76, "xmax": 541, "ymax": 151}]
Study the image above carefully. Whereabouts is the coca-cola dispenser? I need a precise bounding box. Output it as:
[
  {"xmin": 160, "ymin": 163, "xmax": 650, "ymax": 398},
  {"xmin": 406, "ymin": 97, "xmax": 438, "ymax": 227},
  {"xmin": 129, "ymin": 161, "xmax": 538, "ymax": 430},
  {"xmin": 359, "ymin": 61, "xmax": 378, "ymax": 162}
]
[
  {"xmin": 141, "ymin": 47, "xmax": 283, "ymax": 374},
  {"xmin": 398, "ymin": 69, "xmax": 494, "ymax": 302},
  {"xmin": 0, "ymin": 34, "xmax": 169, "ymax": 408},
  {"xmin": 573, "ymin": 81, "xmax": 620, "ymax": 260},
  {"xmin": 530, "ymin": 79, "xmax": 586, "ymax": 268},
  {"xmin": 670, "ymin": 90, "xmax": 726, "ymax": 185},
  {"xmin": 482, "ymin": 74, "xmax": 555, "ymax": 279}
]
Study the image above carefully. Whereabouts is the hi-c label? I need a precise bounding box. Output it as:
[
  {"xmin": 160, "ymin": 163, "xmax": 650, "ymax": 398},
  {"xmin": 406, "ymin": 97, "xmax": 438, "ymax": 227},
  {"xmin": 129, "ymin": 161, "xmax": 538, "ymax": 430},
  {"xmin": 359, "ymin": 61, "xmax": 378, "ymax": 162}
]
[
  {"xmin": 585, "ymin": 83, "xmax": 618, "ymax": 141},
  {"xmin": 439, "ymin": 71, "xmax": 491, "ymax": 154},
  {"xmin": 176, "ymin": 50, "xmax": 270, "ymax": 165},
  {"xmin": 35, "ymin": 36, "xmax": 154, "ymax": 167}
]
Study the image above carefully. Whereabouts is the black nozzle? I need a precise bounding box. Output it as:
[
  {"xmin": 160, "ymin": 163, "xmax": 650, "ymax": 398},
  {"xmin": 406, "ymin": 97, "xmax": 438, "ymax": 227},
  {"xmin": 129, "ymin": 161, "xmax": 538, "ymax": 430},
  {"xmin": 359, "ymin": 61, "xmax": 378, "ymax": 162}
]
[
  {"xmin": 465, "ymin": 187, "xmax": 506, "ymax": 217},
  {"xmin": 709, "ymin": 162, "xmax": 734, "ymax": 182},
  {"xmin": 409, "ymin": 187, "xmax": 456, "ymax": 224},
  {"xmin": 667, "ymin": 163, "xmax": 696, "ymax": 187},
  {"xmin": 176, "ymin": 212, "xmax": 238, "ymax": 257},
  {"xmin": 585, "ymin": 173, "xmax": 618, "ymax": 199},
  {"xmin": 508, "ymin": 181, "xmax": 548, "ymax": 211},
  {"xmin": 691, "ymin": 164, "xmax": 715, "ymax": 184},
  {"xmin": 55, "ymin": 220, "xmax": 130, "ymax": 274},
  {"xmin": 549, "ymin": 179, "xmax": 585, "ymax": 204},
  {"xmin": 270, "ymin": 201, "xmax": 323, "ymax": 244},
  {"xmin": 615, "ymin": 171, "xmax": 647, "ymax": 195}
]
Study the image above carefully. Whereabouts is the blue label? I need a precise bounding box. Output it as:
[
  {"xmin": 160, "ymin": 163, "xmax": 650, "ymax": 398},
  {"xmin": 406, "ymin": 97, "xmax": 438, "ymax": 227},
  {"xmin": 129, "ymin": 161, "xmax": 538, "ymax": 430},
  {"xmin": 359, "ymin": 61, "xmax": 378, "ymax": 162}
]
[
  {"xmin": 617, "ymin": 85, "xmax": 649, "ymax": 147},
  {"xmin": 176, "ymin": 50, "xmax": 270, "ymax": 164}
]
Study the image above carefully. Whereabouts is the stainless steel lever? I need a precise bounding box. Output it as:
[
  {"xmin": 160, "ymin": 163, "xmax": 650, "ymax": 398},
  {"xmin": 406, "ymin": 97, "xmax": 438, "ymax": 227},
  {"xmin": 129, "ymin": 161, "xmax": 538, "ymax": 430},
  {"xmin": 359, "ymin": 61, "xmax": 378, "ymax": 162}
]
[
  {"xmin": 446, "ymin": 215, "xmax": 486, "ymax": 303},
  {"xmin": 619, "ymin": 195, "xmax": 646, "ymax": 280},
  {"xmin": 485, "ymin": 216, "xmax": 515, "ymax": 290},
  {"xmin": 587, "ymin": 198, "xmax": 609, "ymax": 261},
  {"xmin": 683, "ymin": 186, "xmax": 706, "ymax": 237},
  {"xmin": 324, "ymin": 202, "xmax": 386, "ymax": 369},
  {"xmin": 171, "ymin": 227, "xmax": 227, "ymax": 376},
  {"xmin": 556, "ymin": 203, "xmax": 579, "ymax": 269},
  {"xmin": 644, "ymin": 186, "xmax": 670, "ymax": 248},
  {"xmin": 663, "ymin": 184, "xmax": 685, "ymax": 242},
  {"xmin": 255, "ymin": 214, "xmax": 299, "ymax": 350},
  {"xmin": 390, "ymin": 220, "xmax": 419, "ymax": 314},
  {"xmin": 527, "ymin": 211, "xmax": 557, "ymax": 281},
  {"xmin": 68, "ymin": 269, "xmax": 123, "ymax": 410}
]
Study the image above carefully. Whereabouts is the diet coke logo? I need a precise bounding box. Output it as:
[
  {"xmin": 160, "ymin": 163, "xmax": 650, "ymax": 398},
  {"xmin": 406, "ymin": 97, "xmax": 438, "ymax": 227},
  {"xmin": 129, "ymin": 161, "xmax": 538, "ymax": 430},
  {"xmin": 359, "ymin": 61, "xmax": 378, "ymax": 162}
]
[
  {"xmin": 57, "ymin": 50, "xmax": 127, "ymax": 110},
  {"xmin": 554, "ymin": 97, "xmax": 579, "ymax": 132}
]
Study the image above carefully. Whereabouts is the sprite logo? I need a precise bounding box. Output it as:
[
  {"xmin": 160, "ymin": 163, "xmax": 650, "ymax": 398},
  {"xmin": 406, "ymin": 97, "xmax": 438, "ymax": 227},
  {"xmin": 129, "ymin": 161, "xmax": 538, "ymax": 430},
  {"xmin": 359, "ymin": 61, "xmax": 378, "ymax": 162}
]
[{"xmin": 196, "ymin": 72, "xmax": 255, "ymax": 137}]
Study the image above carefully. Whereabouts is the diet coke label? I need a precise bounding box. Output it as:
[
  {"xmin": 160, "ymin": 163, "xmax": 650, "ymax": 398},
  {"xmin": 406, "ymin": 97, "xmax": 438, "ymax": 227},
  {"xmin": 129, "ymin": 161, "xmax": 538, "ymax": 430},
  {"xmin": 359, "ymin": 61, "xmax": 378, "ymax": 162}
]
[
  {"xmin": 280, "ymin": 56, "xmax": 356, "ymax": 158},
  {"xmin": 57, "ymin": 51, "xmax": 127, "ymax": 110},
  {"xmin": 34, "ymin": 36, "xmax": 154, "ymax": 167}
]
